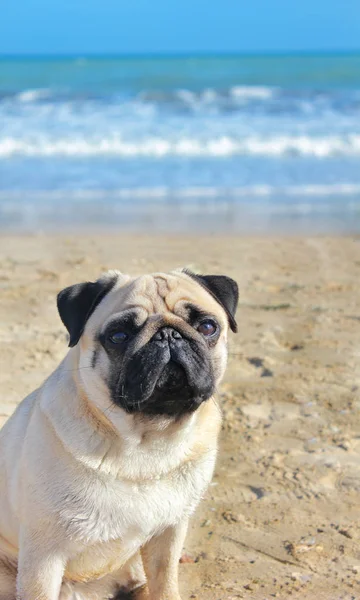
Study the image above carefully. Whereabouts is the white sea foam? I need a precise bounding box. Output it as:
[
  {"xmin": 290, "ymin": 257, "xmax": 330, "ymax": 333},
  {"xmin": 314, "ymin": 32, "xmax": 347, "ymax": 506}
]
[
  {"xmin": 230, "ymin": 86, "xmax": 274, "ymax": 100},
  {"xmin": 2, "ymin": 183, "xmax": 360, "ymax": 202},
  {"xmin": 16, "ymin": 89, "xmax": 51, "ymax": 103},
  {"xmin": 2, "ymin": 134, "xmax": 360, "ymax": 158},
  {"xmin": 173, "ymin": 86, "xmax": 274, "ymax": 106}
]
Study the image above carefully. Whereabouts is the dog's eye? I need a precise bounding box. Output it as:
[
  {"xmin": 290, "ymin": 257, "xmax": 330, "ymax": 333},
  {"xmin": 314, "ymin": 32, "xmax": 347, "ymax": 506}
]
[
  {"xmin": 109, "ymin": 331, "xmax": 129, "ymax": 344},
  {"xmin": 197, "ymin": 320, "xmax": 217, "ymax": 337}
]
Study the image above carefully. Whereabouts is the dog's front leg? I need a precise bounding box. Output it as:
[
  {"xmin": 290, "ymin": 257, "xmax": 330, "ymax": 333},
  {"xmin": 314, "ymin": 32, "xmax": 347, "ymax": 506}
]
[
  {"xmin": 16, "ymin": 529, "xmax": 65, "ymax": 600},
  {"xmin": 140, "ymin": 519, "xmax": 188, "ymax": 600}
]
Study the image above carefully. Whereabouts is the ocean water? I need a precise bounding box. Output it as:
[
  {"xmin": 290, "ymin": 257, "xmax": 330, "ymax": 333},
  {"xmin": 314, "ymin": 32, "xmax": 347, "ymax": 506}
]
[{"xmin": 1, "ymin": 54, "xmax": 360, "ymax": 231}]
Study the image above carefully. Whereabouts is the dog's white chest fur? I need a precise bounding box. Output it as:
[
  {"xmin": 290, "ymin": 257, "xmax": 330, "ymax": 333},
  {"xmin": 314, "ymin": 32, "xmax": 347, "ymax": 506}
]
[
  {"xmin": 63, "ymin": 447, "xmax": 214, "ymax": 540},
  {"xmin": 32, "ymin": 392, "xmax": 219, "ymax": 583},
  {"xmin": 62, "ymin": 450, "xmax": 215, "ymax": 582},
  {"xmin": 0, "ymin": 391, "xmax": 218, "ymax": 592}
]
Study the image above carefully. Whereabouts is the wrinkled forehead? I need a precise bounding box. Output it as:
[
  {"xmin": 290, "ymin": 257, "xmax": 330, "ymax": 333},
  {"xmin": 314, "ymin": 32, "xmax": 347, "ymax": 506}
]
[{"xmin": 90, "ymin": 271, "xmax": 227, "ymax": 330}]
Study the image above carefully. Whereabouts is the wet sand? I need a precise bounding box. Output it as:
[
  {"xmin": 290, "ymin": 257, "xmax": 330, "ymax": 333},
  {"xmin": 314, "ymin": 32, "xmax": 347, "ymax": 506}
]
[{"xmin": 1, "ymin": 233, "xmax": 360, "ymax": 600}]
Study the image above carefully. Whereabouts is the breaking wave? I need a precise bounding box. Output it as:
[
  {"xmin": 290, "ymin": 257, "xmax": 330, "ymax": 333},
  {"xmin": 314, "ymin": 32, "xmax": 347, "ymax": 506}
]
[
  {"xmin": 2, "ymin": 183, "xmax": 360, "ymax": 200},
  {"xmin": 2, "ymin": 134, "xmax": 360, "ymax": 158}
]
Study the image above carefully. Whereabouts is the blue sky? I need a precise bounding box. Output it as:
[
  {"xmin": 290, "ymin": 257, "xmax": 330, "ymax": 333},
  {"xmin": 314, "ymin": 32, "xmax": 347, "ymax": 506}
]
[{"xmin": 1, "ymin": 0, "xmax": 359, "ymax": 55}]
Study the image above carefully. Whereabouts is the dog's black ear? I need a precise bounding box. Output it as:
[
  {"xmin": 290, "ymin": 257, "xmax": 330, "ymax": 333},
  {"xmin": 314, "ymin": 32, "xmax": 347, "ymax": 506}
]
[
  {"xmin": 57, "ymin": 275, "xmax": 117, "ymax": 347},
  {"xmin": 184, "ymin": 270, "xmax": 239, "ymax": 333}
]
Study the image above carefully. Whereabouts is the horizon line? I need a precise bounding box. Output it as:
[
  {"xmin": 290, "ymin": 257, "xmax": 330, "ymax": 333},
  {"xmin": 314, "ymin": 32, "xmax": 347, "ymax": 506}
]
[{"xmin": 1, "ymin": 49, "xmax": 360, "ymax": 60}]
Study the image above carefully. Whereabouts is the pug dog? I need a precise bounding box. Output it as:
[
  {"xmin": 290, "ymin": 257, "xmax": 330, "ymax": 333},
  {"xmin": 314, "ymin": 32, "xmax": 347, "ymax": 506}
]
[{"xmin": 0, "ymin": 268, "xmax": 238, "ymax": 600}]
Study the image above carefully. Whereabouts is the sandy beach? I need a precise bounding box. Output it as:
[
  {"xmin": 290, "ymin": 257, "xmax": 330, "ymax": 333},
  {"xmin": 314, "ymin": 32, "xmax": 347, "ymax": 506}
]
[{"xmin": 1, "ymin": 233, "xmax": 360, "ymax": 600}]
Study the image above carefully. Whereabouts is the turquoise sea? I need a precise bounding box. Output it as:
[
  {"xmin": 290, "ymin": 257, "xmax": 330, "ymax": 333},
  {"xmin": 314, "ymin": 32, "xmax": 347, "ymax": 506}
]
[{"xmin": 1, "ymin": 53, "xmax": 360, "ymax": 231}]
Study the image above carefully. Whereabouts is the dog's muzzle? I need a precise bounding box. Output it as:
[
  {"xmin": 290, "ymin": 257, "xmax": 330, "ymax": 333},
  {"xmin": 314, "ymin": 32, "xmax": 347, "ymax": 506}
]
[{"xmin": 114, "ymin": 326, "xmax": 215, "ymax": 416}]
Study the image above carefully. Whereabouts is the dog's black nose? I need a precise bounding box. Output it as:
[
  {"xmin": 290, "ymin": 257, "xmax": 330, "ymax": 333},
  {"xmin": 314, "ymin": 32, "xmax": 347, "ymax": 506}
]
[{"xmin": 152, "ymin": 327, "xmax": 183, "ymax": 342}]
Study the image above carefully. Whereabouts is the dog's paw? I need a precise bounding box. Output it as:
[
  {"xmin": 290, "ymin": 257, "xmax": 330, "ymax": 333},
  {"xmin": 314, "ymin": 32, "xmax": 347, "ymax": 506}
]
[
  {"xmin": 113, "ymin": 591, "xmax": 134, "ymax": 600},
  {"xmin": 115, "ymin": 583, "xmax": 149, "ymax": 600},
  {"xmin": 132, "ymin": 585, "xmax": 150, "ymax": 600}
]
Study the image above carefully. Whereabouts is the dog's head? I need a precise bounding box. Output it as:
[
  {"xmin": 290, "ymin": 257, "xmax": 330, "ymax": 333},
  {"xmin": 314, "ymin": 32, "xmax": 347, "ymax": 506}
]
[{"xmin": 57, "ymin": 269, "xmax": 238, "ymax": 418}]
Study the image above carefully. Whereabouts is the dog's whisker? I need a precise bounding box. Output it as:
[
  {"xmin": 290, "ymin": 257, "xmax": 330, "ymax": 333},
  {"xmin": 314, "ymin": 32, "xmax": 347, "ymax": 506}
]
[
  {"xmin": 62, "ymin": 366, "xmax": 94, "ymax": 373},
  {"xmin": 211, "ymin": 395, "xmax": 222, "ymax": 417},
  {"xmin": 103, "ymin": 402, "xmax": 116, "ymax": 418}
]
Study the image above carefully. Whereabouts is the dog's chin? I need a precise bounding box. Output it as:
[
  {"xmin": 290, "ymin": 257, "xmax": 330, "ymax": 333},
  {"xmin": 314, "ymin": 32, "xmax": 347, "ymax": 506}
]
[
  {"xmin": 116, "ymin": 362, "xmax": 214, "ymax": 417},
  {"xmin": 139, "ymin": 387, "xmax": 203, "ymax": 417}
]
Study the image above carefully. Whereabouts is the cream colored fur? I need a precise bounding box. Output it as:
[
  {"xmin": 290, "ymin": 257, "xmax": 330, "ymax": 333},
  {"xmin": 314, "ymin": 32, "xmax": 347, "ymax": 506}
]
[{"xmin": 0, "ymin": 270, "xmax": 229, "ymax": 600}]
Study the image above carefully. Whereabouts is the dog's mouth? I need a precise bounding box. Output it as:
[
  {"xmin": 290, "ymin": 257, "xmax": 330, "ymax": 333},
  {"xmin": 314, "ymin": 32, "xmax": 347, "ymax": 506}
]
[
  {"xmin": 156, "ymin": 361, "xmax": 188, "ymax": 392},
  {"xmin": 113, "ymin": 341, "xmax": 214, "ymax": 417},
  {"xmin": 135, "ymin": 360, "xmax": 197, "ymax": 416}
]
